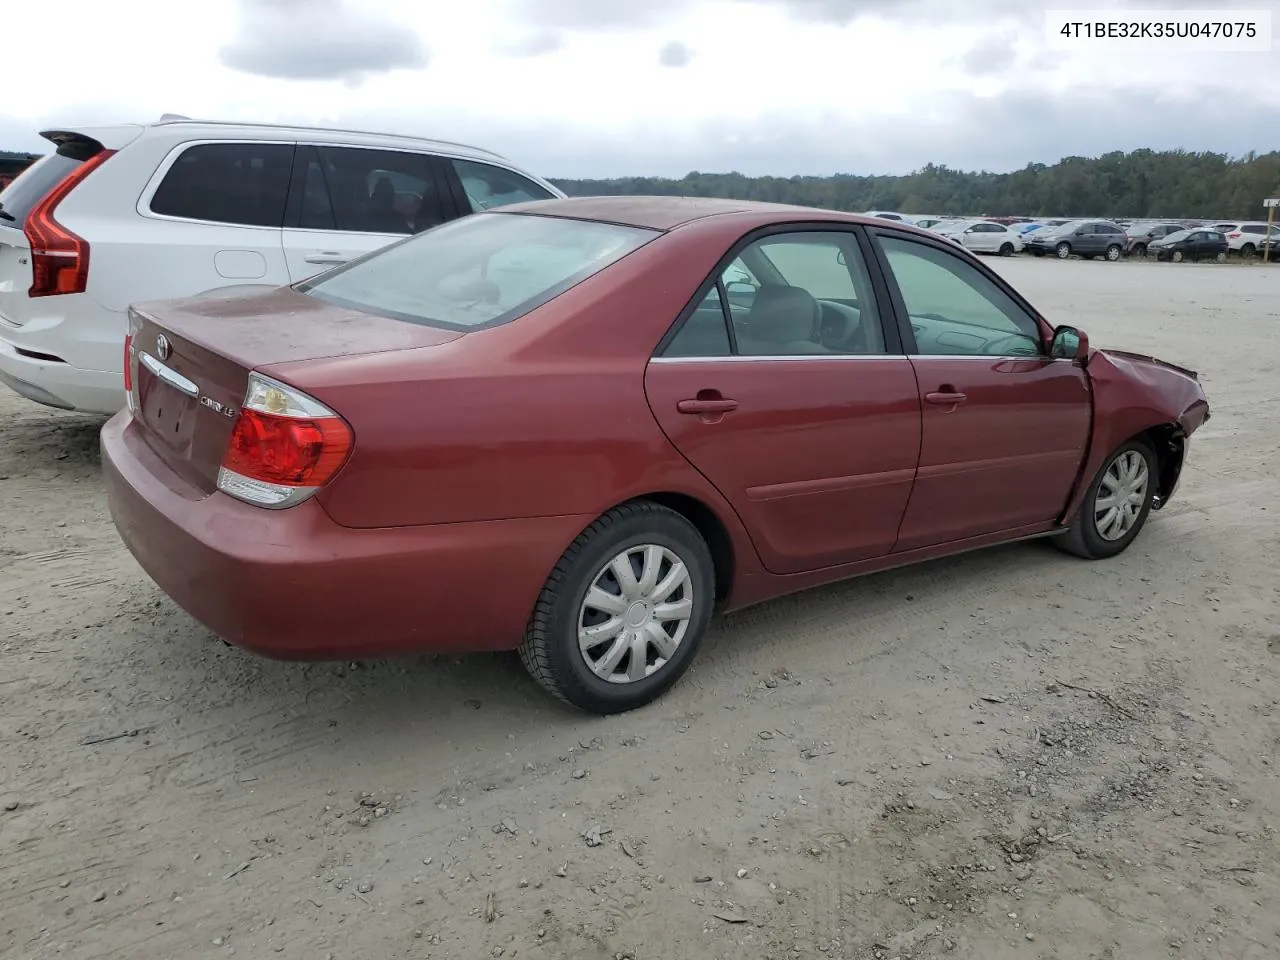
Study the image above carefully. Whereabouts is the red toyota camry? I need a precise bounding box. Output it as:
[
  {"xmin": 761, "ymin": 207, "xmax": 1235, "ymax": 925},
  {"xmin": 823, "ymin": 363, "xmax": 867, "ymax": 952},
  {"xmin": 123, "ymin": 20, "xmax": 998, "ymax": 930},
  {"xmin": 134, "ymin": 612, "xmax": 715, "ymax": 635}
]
[{"xmin": 102, "ymin": 196, "xmax": 1210, "ymax": 714}]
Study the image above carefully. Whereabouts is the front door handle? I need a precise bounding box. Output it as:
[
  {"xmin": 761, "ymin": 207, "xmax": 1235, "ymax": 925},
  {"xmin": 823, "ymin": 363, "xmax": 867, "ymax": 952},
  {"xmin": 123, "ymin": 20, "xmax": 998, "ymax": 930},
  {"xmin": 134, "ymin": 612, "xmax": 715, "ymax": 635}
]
[
  {"xmin": 924, "ymin": 391, "xmax": 967, "ymax": 405},
  {"xmin": 677, "ymin": 397, "xmax": 738, "ymax": 415},
  {"xmin": 304, "ymin": 253, "xmax": 349, "ymax": 265}
]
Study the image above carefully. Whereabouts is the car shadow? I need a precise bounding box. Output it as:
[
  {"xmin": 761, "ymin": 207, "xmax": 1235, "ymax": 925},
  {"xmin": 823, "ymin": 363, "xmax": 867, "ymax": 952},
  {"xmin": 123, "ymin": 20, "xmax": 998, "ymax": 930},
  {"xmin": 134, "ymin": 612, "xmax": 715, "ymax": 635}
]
[{"xmin": 0, "ymin": 408, "xmax": 106, "ymax": 479}]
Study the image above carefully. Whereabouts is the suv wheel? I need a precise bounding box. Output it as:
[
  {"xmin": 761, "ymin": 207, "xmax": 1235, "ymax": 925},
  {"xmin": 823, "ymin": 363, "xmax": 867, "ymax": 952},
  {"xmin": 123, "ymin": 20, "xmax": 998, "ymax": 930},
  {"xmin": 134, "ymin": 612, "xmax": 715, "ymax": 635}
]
[
  {"xmin": 1241, "ymin": 242, "xmax": 1257, "ymax": 258},
  {"xmin": 1105, "ymin": 244, "xmax": 1121, "ymax": 261},
  {"xmin": 1055, "ymin": 242, "xmax": 1072, "ymax": 259},
  {"xmin": 1131, "ymin": 243, "xmax": 1148, "ymax": 258}
]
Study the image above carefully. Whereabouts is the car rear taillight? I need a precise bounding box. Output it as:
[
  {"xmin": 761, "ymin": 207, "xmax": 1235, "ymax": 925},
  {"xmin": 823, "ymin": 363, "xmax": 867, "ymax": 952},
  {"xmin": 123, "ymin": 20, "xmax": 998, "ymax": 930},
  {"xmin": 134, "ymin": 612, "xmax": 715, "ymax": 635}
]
[
  {"xmin": 1228, "ymin": 232, "xmax": 1242, "ymax": 239},
  {"xmin": 23, "ymin": 149, "xmax": 115, "ymax": 298},
  {"xmin": 123, "ymin": 309, "xmax": 141, "ymax": 414},
  {"xmin": 216, "ymin": 373, "xmax": 353, "ymax": 509}
]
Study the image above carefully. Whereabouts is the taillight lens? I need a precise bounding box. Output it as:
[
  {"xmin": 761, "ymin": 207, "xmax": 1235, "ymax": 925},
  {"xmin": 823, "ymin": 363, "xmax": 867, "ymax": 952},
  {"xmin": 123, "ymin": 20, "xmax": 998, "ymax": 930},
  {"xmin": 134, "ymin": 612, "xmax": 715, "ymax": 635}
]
[
  {"xmin": 24, "ymin": 150, "xmax": 115, "ymax": 298},
  {"xmin": 1228, "ymin": 232, "xmax": 1242, "ymax": 238},
  {"xmin": 123, "ymin": 309, "xmax": 141, "ymax": 413},
  {"xmin": 217, "ymin": 373, "xmax": 352, "ymax": 509}
]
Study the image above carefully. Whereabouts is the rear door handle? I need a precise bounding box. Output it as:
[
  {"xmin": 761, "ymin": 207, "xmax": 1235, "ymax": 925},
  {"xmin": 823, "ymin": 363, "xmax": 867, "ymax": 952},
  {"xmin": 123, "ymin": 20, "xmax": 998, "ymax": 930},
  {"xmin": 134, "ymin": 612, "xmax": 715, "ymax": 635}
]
[
  {"xmin": 677, "ymin": 398, "xmax": 738, "ymax": 415},
  {"xmin": 924, "ymin": 391, "xmax": 967, "ymax": 405}
]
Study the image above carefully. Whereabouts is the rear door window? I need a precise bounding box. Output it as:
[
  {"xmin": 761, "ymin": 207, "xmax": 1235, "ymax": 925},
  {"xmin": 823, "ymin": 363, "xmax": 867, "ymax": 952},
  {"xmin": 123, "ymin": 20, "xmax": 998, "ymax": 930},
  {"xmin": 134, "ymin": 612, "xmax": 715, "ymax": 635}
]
[
  {"xmin": 0, "ymin": 152, "xmax": 84, "ymax": 226},
  {"xmin": 448, "ymin": 158, "xmax": 555, "ymax": 212},
  {"xmin": 292, "ymin": 146, "xmax": 452, "ymax": 235},
  {"xmin": 149, "ymin": 142, "xmax": 294, "ymax": 227}
]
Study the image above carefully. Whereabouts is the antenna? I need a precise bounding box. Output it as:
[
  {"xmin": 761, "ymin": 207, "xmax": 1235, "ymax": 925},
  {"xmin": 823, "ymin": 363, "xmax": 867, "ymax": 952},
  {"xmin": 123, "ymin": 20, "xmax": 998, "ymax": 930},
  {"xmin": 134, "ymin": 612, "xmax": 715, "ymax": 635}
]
[{"xmin": 158, "ymin": 113, "xmax": 192, "ymax": 122}]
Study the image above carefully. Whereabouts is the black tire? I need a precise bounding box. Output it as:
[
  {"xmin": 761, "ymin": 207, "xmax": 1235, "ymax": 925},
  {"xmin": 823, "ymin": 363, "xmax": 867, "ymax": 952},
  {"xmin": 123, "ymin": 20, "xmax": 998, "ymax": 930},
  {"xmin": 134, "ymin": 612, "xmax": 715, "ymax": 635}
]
[
  {"xmin": 1105, "ymin": 244, "xmax": 1121, "ymax": 262},
  {"xmin": 999, "ymin": 242, "xmax": 1014, "ymax": 257},
  {"xmin": 1055, "ymin": 439, "xmax": 1157, "ymax": 560},
  {"xmin": 1056, "ymin": 242, "xmax": 1072, "ymax": 259},
  {"xmin": 1241, "ymin": 243, "xmax": 1257, "ymax": 258},
  {"xmin": 518, "ymin": 501, "xmax": 715, "ymax": 714},
  {"xmin": 1132, "ymin": 243, "xmax": 1148, "ymax": 259}
]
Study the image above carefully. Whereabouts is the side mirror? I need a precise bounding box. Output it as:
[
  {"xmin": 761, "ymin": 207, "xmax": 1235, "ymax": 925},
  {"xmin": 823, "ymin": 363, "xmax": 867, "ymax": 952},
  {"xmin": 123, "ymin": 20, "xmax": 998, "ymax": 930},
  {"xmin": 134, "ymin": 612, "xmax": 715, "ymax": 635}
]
[
  {"xmin": 724, "ymin": 280, "xmax": 757, "ymax": 305},
  {"xmin": 1050, "ymin": 325, "xmax": 1089, "ymax": 362}
]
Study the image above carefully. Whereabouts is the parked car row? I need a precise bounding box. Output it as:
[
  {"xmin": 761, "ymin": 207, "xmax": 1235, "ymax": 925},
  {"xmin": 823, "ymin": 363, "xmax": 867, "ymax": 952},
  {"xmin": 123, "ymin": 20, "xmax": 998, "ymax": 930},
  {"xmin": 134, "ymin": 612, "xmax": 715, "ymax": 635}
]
[
  {"xmin": 863, "ymin": 210, "xmax": 1279, "ymax": 264},
  {"xmin": 0, "ymin": 119, "xmax": 1214, "ymax": 713}
]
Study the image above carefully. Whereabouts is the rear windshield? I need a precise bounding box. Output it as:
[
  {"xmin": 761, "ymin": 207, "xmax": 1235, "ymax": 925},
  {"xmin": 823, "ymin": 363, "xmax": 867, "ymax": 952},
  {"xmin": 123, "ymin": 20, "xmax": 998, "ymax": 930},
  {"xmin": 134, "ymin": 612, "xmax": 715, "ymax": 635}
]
[
  {"xmin": 0, "ymin": 153, "xmax": 79, "ymax": 225},
  {"xmin": 299, "ymin": 212, "xmax": 658, "ymax": 331}
]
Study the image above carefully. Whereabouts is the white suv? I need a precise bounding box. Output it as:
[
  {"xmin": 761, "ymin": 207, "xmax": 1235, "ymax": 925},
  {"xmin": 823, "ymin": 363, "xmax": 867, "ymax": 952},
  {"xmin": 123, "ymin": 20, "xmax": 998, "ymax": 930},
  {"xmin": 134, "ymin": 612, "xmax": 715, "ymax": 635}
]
[
  {"xmin": 1213, "ymin": 222, "xmax": 1280, "ymax": 258},
  {"xmin": 0, "ymin": 118, "xmax": 565, "ymax": 414}
]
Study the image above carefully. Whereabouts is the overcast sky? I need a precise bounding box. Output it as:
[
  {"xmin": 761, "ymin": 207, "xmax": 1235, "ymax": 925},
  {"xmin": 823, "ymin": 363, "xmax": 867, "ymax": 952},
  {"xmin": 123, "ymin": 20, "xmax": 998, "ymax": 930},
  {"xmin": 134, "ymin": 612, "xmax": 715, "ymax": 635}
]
[{"xmin": 1, "ymin": 0, "xmax": 1276, "ymax": 178}]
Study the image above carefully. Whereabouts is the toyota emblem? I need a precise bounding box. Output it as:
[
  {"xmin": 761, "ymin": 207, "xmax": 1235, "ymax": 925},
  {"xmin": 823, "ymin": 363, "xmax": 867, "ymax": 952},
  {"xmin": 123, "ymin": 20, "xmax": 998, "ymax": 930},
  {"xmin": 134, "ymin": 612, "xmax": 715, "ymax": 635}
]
[{"xmin": 155, "ymin": 334, "xmax": 171, "ymax": 361}]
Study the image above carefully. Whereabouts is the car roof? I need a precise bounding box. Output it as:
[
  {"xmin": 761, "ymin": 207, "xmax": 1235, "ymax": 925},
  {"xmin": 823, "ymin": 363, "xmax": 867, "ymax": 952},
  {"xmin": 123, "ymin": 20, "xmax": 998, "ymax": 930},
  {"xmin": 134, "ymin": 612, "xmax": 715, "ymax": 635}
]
[
  {"xmin": 39, "ymin": 117, "xmax": 511, "ymax": 164},
  {"xmin": 492, "ymin": 195, "xmax": 886, "ymax": 231}
]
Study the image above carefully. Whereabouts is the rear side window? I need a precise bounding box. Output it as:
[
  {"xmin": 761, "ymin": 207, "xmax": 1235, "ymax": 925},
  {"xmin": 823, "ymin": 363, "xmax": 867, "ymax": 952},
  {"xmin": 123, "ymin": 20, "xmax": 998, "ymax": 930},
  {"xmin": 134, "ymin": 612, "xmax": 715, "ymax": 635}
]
[
  {"xmin": 299, "ymin": 212, "xmax": 656, "ymax": 331},
  {"xmin": 0, "ymin": 153, "xmax": 83, "ymax": 225},
  {"xmin": 1242, "ymin": 224, "xmax": 1265, "ymax": 235},
  {"xmin": 149, "ymin": 142, "xmax": 293, "ymax": 227},
  {"xmin": 450, "ymin": 159, "xmax": 555, "ymax": 212},
  {"xmin": 296, "ymin": 146, "xmax": 450, "ymax": 235}
]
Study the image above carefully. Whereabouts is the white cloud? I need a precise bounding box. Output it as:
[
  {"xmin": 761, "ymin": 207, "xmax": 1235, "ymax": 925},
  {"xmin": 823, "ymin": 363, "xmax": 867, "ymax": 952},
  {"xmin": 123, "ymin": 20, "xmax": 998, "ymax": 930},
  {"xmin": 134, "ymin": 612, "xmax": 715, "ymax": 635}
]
[{"xmin": 0, "ymin": 0, "xmax": 1275, "ymax": 177}]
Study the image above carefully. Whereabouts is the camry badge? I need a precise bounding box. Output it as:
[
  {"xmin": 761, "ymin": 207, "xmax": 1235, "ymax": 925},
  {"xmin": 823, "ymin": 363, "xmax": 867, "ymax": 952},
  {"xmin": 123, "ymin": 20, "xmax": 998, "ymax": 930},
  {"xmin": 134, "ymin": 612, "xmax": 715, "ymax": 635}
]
[
  {"xmin": 155, "ymin": 334, "xmax": 171, "ymax": 361},
  {"xmin": 199, "ymin": 395, "xmax": 237, "ymax": 418}
]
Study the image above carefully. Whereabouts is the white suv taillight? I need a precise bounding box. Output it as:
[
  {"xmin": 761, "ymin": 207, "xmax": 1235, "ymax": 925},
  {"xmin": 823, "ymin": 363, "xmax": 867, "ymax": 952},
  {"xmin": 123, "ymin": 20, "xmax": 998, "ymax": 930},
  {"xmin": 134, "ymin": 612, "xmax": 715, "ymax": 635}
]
[
  {"xmin": 216, "ymin": 373, "xmax": 353, "ymax": 509},
  {"xmin": 24, "ymin": 149, "xmax": 115, "ymax": 298}
]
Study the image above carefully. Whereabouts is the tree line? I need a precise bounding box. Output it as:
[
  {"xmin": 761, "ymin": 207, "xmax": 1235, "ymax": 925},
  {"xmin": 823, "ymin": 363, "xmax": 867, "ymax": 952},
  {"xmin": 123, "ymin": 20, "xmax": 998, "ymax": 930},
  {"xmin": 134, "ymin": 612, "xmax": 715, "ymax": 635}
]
[{"xmin": 551, "ymin": 149, "xmax": 1280, "ymax": 220}]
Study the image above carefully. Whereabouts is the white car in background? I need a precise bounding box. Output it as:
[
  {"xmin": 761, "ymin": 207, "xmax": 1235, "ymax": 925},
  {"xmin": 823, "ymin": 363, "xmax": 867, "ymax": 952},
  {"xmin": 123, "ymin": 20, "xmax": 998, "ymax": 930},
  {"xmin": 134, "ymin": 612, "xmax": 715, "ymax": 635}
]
[
  {"xmin": 1213, "ymin": 221, "xmax": 1280, "ymax": 257},
  {"xmin": 933, "ymin": 219, "xmax": 1024, "ymax": 256},
  {"xmin": 0, "ymin": 117, "xmax": 564, "ymax": 414}
]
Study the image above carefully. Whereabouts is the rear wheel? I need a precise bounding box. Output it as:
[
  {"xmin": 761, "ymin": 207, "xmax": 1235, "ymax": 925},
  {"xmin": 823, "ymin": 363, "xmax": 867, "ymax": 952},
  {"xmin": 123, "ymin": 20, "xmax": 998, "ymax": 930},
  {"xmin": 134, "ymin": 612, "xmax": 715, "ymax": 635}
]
[
  {"xmin": 1105, "ymin": 244, "xmax": 1122, "ymax": 261},
  {"xmin": 1056, "ymin": 242, "xmax": 1072, "ymax": 259},
  {"xmin": 1215, "ymin": 250, "xmax": 1227, "ymax": 263},
  {"xmin": 1241, "ymin": 242, "xmax": 1257, "ymax": 258},
  {"xmin": 519, "ymin": 502, "xmax": 715, "ymax": 714},
  {"xmin": 1055, "ymin": 440, "xmax": 1157, "ymax": 560},
  {"xmin": 999, "ymin": 242, "xmax": 1014, "ymax": 257},
  {"xmin": 1132, "ymin": 243, "xmax": 1148, "ymax": 258}
]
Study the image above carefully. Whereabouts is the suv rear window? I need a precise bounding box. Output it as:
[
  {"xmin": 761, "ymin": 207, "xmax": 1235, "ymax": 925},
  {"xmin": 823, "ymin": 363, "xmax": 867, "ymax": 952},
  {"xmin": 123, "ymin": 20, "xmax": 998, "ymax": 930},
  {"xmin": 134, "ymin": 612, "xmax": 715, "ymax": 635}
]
[
  {"xmin": 299, "ymin": 212, "xmax": 656, "ymax": 331},
  {"xmin": 0, "ymin": 153, "xmax": 82, "ymax": 226},
  {"xmin": 149, "ymin": 142, "xmax": 293, "ymax": 227}
]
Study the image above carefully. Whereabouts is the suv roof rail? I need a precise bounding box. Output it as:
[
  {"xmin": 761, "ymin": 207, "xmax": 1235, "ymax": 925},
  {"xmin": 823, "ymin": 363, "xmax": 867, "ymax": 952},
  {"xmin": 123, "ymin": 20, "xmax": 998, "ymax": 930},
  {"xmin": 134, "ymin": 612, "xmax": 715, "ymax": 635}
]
[{"xmin": 148, "ymin": 116, "xmax": 507, "ymax": 160}]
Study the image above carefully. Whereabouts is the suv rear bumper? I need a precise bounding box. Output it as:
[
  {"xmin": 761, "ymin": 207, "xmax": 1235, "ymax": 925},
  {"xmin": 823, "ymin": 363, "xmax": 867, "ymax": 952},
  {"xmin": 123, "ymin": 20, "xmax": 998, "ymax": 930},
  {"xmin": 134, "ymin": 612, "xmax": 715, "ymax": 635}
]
[{"xmin": 0, "ymin": 336, "xmax": 124, "ymax": 413}]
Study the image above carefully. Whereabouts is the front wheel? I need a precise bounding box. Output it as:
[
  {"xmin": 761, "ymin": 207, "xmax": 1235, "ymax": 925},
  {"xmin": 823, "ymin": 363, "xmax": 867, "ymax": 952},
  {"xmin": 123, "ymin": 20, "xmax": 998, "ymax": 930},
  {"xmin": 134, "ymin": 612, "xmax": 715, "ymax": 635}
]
[
  {"xmin": 1172, "ymin": 250, "xmax": 1185, "ymax": 262},
  {"xmin": 1105, "ymin": 244, "xmax": 1121, "ymax": 261},
  {"xmin": 1055, "ymin": 440, "xmax": 1157, "ymax": 560},
  {"xmin": 1056, "ymin": 242, "xmax": 1072, "ymax": 259},
  {"xmin": 519, "ymin": 502, "xmax": 715, "ymax": 714},
  {"xmin": 1215, "ymin": 250, "xmax": 1227, "ymax": 263},
  {"xmin": 1132, "ymin": 243, "xmax": 1148, "ymax": 259},
  {"xmin": 1241, "ymin": 243, "xmax": 1257, "ymax": 258},
  {"xmin": 999, "ymin": 242, "xmax": 1014, "ymax": 257}
]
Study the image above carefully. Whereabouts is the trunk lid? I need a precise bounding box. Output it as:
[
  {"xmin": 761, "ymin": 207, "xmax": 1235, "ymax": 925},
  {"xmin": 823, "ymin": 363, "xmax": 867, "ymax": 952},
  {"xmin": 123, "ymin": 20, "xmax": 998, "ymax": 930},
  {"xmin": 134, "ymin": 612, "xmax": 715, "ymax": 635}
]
[{"xmin": 129, "ymin": 286, "xmax": 464, "ymax": 492}]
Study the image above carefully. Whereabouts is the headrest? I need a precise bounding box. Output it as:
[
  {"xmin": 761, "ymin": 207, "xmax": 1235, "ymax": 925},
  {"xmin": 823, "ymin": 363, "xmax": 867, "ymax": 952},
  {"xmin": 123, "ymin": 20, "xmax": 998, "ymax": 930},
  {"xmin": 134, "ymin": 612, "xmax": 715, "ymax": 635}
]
[{"xmin": 747, "ymin": 284, "xmax": 817, "ymax": 343}]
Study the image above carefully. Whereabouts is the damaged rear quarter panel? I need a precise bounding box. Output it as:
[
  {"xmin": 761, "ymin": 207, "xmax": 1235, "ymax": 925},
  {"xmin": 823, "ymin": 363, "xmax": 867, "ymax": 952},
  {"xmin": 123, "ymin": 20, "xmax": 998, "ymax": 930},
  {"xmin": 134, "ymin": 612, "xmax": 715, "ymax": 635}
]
[{"xmin": 1062, "ymin": 348, "xmax": 1210, "ymax": 522}]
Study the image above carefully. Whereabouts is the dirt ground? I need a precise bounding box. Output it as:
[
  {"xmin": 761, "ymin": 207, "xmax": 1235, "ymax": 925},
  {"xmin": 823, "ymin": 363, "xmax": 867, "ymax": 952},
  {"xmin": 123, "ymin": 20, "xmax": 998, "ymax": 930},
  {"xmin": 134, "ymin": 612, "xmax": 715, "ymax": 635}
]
[{"xmin": 2, "ymin": 257, "xmax": 1278, "ymax": 960}]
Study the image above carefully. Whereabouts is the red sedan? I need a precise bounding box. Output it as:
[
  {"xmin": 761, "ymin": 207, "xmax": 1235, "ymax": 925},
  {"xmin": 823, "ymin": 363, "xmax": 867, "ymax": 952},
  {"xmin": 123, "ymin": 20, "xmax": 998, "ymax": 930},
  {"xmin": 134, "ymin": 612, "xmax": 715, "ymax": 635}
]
[{"xmin": 102, "ymin": 197, "xmax": 1210, "ymax": 714}]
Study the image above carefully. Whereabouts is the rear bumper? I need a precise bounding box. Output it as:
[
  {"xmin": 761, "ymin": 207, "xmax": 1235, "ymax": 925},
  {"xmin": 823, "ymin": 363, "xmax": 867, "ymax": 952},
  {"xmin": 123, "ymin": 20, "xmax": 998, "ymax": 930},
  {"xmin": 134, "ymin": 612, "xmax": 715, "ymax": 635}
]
[
  {"xmin": 101, "ymin": 411, "xmax": 592, "ymax": 659},
  {"xmin": 0, "ymin": 336, "xmax": 124, "ymax": 413}
]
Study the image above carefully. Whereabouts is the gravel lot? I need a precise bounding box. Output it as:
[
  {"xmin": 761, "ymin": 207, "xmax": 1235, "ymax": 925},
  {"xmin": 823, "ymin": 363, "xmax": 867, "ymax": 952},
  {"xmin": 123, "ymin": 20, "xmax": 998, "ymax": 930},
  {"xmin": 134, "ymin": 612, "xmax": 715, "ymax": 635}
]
[{"xmin": 2, "ymin": 257, "xmax": 1278, "ymax": 960}]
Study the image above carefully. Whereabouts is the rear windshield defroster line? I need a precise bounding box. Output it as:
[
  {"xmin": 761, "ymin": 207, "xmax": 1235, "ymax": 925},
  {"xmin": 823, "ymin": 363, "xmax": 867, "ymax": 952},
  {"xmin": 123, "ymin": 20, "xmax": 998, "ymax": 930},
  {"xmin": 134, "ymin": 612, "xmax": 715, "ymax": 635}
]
[{"xmin": 298, "ymin": 212, "xmax": 659, "ymax": 332}]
